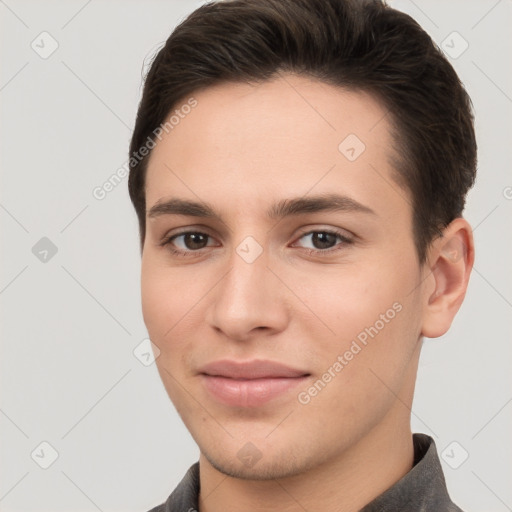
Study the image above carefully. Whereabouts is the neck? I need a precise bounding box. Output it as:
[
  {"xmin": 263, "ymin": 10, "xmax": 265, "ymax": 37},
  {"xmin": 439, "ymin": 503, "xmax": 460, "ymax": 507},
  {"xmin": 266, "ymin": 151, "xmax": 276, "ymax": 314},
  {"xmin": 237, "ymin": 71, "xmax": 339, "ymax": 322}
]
[{"xmin": 198, "ymin": 407, "xmax": 414, "ymax": 512}]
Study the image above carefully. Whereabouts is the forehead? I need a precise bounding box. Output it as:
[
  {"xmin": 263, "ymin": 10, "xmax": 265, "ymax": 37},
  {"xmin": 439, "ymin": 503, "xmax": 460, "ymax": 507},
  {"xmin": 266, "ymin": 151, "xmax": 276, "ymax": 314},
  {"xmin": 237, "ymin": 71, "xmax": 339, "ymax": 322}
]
[{"xmin": 144, "ymin": 74, "xmax": 407, "ymax": 220}]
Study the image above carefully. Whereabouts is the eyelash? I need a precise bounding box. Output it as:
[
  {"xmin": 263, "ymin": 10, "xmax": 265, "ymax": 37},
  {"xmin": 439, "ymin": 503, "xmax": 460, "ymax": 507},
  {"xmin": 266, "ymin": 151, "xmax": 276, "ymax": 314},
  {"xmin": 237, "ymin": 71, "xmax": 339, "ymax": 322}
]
[{"xmin": 159, "ymin": 229, "xmax": 354, "ymax": 258}]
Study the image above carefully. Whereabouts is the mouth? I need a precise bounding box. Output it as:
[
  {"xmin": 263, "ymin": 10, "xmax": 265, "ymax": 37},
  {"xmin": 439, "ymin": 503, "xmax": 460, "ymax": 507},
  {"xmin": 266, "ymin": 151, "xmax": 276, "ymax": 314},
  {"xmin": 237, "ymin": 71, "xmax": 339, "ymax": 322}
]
[{"xmin": 198, "ymin": 359, "xmax": 311, "ymax": 408}]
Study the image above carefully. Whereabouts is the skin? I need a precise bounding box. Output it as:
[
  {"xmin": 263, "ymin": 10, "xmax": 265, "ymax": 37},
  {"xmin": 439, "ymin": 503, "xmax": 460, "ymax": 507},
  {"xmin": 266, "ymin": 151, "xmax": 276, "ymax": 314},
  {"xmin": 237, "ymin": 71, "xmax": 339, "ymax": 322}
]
[{"xmin": 140, "ymin": 73, "xmax": 474, "ymax": 512}]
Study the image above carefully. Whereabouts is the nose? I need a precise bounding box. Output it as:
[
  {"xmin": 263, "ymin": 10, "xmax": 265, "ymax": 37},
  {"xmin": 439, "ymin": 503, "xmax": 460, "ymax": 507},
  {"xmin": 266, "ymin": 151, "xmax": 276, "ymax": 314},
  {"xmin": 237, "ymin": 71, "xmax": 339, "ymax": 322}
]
[{"xmin": 205, "ymin": 243, "xmax": 290, "ymax": 342}]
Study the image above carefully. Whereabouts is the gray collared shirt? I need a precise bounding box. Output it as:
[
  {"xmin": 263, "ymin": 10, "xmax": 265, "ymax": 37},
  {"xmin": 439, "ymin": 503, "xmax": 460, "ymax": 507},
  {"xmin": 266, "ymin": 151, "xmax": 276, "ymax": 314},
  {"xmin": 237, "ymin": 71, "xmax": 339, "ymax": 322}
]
[{"xmin": 147, "ymin": 433, "xmax": 464, "ymax": 511}]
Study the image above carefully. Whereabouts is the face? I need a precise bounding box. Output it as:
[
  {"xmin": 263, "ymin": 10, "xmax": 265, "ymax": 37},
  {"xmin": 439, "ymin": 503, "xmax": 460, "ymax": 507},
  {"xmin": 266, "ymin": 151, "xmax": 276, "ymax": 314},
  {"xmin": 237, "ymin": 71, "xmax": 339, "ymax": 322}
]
[{"xmin": 141, "ymin": 74, "xmax": 428, "ymax": 480}]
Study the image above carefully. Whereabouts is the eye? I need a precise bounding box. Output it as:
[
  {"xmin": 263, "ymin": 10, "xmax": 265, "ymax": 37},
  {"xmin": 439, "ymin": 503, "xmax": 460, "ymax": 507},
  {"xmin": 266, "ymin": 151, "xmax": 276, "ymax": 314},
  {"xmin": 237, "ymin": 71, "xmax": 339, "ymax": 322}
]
[
  {"xmin": 160, "ymin": 228, "xmax": 354, "ymax": 258},
  {"xmin": 160, "ymin": 231, "xmax": 217, "ymax": 257},
  {"xmin": 292, "ymin": 229, "xmax": 353, "ymax": 254}
]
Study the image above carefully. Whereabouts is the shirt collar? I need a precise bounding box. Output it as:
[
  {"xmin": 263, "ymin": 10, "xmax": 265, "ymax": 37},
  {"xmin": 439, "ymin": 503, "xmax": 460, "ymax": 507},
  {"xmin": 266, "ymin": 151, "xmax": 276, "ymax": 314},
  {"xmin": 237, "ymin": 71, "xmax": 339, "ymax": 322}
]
[
  {"xmin": 154, "ymin": 433, "xmax": 463, "ymax": 512},
  {"xmin": 360, "ymin": 433, "xmax": 463, "ymax": 511}
]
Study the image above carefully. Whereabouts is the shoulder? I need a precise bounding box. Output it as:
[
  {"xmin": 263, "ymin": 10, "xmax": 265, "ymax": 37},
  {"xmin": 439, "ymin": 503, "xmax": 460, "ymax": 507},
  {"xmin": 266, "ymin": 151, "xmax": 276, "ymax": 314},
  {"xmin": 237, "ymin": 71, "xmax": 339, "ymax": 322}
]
[
  {"xmin": 145, "ymin": 506, "xmax": 165, "ymax": 512},
  {"xmin": 142, "ymin": 462, "xmax": 200, "ymax": 512}
]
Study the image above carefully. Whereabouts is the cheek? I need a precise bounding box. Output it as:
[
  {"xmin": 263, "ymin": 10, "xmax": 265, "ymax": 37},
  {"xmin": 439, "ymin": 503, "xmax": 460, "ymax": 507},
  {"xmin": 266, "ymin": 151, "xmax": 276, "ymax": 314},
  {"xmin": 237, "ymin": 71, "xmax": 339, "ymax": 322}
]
[
  {"xmin": 141, "ymin": 262, "xmax": 196, "ymax": 404},
  {"xmin": 298, "ymin": 256, "xmax": 422, "ymax": 378},
  {"xmin": 141, "ymin": 259, "xmax": 185, "ymax": 342},
  {"xmin": 292, "ymin": 262, "xmax": 404, "ymax": 339},
  {"xmin": 141, "ymin": 259, "xmax": 211, "ymax": 355},
  {"xmin": 141, "ymin": 263, "xmax": 167, "ymax": 338}
]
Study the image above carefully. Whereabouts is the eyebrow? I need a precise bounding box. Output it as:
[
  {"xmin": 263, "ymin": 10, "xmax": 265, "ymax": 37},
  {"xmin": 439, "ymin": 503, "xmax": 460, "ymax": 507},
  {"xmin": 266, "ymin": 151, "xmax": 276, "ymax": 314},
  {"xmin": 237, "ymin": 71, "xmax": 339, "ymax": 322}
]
[{"xmin": 147, "ymin": 193, "xmax": 376, "ymax": 222}]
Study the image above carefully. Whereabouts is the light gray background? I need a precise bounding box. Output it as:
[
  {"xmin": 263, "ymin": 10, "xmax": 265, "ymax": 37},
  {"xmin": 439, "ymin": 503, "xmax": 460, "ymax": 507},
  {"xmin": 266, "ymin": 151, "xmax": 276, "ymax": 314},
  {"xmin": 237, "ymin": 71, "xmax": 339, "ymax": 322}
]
[{"xmin": 1, "ymin": 0, "xmax": 511, "ymax": 511}]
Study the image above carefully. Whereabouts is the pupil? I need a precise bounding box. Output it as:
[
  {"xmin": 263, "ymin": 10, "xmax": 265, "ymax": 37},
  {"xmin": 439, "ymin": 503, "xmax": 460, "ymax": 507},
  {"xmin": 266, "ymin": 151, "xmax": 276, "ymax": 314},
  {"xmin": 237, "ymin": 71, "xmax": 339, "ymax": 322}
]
[
  {"xmin": 186, "ymin": 233, "xmax": 207, "ymax": 249},
  {"xmin": 313, "ymin": 232, "xmax": 336, "ymax": 249}
]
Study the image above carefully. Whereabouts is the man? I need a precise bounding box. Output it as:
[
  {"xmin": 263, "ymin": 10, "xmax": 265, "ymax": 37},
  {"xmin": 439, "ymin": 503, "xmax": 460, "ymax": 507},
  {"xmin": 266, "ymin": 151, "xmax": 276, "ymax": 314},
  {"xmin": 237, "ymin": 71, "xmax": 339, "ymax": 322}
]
[{"xmin": 127, "ymin": 0, "xmax": 476, "ymax": 510}]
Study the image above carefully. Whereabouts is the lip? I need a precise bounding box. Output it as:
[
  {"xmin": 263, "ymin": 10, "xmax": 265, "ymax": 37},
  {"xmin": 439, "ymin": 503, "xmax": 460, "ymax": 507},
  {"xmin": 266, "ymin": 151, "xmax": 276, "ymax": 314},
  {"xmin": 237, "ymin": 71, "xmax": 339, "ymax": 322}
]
[
  {"xmin": 198, "ymin": 359, "xmax": 310, "ymax": 407},
  {"xmin": 198, "ymin": 359, "xmax": 309, "ymax": 379}
]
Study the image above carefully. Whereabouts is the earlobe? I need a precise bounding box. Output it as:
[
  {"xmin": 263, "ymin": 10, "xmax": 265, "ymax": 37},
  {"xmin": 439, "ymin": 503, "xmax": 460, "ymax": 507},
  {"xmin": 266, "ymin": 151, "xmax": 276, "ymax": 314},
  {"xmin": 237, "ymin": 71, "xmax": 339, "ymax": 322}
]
[{"xmin": 421, "ymin": 218, "xmax": 475, "ymax": 338}]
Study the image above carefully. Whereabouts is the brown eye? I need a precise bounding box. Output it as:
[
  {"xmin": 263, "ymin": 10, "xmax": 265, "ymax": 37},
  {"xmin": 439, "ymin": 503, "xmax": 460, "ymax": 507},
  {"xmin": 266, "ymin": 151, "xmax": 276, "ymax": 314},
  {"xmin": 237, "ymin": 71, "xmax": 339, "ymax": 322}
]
[
  {"xmin": 309, "ymin": 232, "xmax": 338, "ymax": 249},
  {"xmin": 180, "ymin": 232, "xmax": 210, "ymax": 250},
  {"xmin": 295, "ymin": 230, "xmax": 351, "ymax": 252},
  {"xmin": 161, "ymin": 231, "xmax": 216, "ymax": 256}
]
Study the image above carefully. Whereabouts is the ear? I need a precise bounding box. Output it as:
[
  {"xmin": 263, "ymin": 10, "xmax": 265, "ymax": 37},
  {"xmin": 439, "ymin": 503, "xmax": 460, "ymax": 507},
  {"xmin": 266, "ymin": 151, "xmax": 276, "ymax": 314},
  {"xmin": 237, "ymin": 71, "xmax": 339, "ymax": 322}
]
[{"xmin": 420, "ymin": 218, "xmax": 475, "ymax": 339}]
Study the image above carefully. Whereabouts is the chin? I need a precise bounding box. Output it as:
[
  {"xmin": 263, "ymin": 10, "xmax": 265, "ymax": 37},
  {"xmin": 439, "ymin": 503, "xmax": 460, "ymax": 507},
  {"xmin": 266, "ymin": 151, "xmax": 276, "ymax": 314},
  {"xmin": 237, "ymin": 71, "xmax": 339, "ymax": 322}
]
[{"xmin": 200, "ymin": 442, "xmax": 317, "ymax": 481}]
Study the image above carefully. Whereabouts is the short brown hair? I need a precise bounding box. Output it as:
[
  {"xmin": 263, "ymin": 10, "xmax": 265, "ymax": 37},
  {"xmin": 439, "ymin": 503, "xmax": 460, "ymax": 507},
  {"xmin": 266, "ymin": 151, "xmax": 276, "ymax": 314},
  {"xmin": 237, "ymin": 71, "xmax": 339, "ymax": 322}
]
[{"xmin": 128, "ymin": 0, "xmax": 477, "ymax": 262}]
